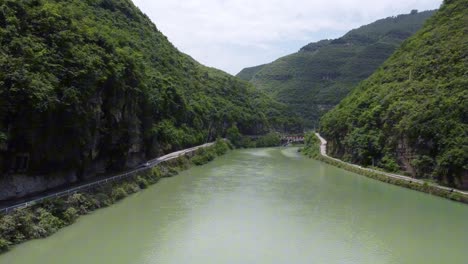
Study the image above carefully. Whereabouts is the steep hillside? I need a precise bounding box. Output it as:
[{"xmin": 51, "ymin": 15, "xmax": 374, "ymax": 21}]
[
  {"xmin": 0, "ymin": 0, "xmax": 301, "ymax": 199},
  {"xmin": 237, "ymin": 64, "xmax": 266, "ymax": 81},
  {"xmin": 238, "ymin": 10, "xmax": 435, "ymax": 127},
  {"xmin": 320, "ymin": 0, "xmax": 467, "ymax": 187}
]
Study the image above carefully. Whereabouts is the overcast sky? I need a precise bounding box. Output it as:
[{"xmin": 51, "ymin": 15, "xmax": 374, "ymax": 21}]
[{"xmin": 132, "ymin": 0, "xmax": 442, "ymax": 75}]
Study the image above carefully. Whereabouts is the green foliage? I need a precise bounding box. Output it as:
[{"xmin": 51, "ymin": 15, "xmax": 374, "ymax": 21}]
[
  {"xmin": 0, "ymin": 215, "xmax": 22, "ymax": 243},
  {"xmin": 63, "ymin": 207, "xmax": 79, "ymax": 223},
  {"xmin": 192, "ymin": 148, "xmax": 216, "ymax": 166},
  {"xmin": 0, "ymin": 239, "xmax": 10, "ymax": 253},
  {"xmin": 229, "ymin": 133, "xmax": 284, "ymax": 148},
  {"xmin": 379, "ymin": 155, "xmax": 400, "ymax": 173},
  {"xmin": 122, "ymin": 182, "xmax": 140, "ymax": 194},
  {"xmin": 237, "ymin": 64, "xmax": 266, "ymax": 81},
  {"xmin": 213, "ymin": 139, "xmax": 230, "ymax": 155},
  {"xmin": 167, "ymin": 155, "xmax": 191, "ymax": 172},
  {"xmin": 320, "ymin": 0, "xmax": 467, "ymax": 187},
  {"xmin": 111, "ymin": 187, "xmax": 128, "ymax": 201},
  {"xmin": 255, "ymin": 132, "xmax": 281, "ymax": 148},
  {"xmin": 411, "ymin": 155, "xmax": 435, "ymax": 177},
  {"xmin": 303, "ymin": 143, "xmax": 468, "ymax": 204},
  {"xmin": 191, "ymin": 140, "xmax": 230, "ymax": 165},
  {"xmin": 226, "ymin": 125, "xmax": 242, "ymax": 147},
  {"xmin": 0, "ymin": 208, "xmax": 64, "ymax": 240},
  {"xmin": 93, "ymin": 193, "xmax": 112, "ymax": 207},
  {"xmin": 237, "ymin": 10, "xmax": 435, "ymax": 127},
  {"xmin": 35, "ymin": 208, "xmax": 63, "ymax": 237},
  {"xmin": 149, "ymin": 167, "xmax": 163, "ymax": 182},
  {"xmin": 67, "ymin": 193, "xmax": 95, "ymax": 214},
  {"xmin": 0, "ymin": 142, "xmax": 230, "ymax": 253},
  {"xmin": 136, "ymin": 176, "xmax": 149, "ymax": 189},
  {"xmin": 301, "ymin": 133, "xmax": 321, "ymax": 158},
  {"xmin": 0, "ymin": 0, "xmax": 301, "ymax": 178}
]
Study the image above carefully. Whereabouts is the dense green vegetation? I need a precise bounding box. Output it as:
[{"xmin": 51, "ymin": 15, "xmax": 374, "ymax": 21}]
[
  {"xmin": 236, "ymin": 64, "xmax": 265, "ymax": 82},
  {"xmin": 320, "ymin": 0, "xmax": 467, "ymax": 188},
  {"xmin": 0, "ymin": 168, "xmax": 163, "ymax": 253},
  {"xmin": 191, "ymin": 139, "xmax": 230, "ymax": 165},
  {"xmin": 300, "ymin": 133, "xmax": 320, "ymax": 158},
  {"xmin": 0, "ymin": 0, "xmax": 301, "ymax": 185},
  {"xmin": 226, "ymin": 125, "xmax": 282, "ymax": 148},
  {"xmin": 0, "ymin": 140, "xmax": 229, "ymax": 253},
  {"xmin": 238, "ymin": 10, "xmax": 435, "ymax": 127},
  {"xmin": 301, "ymin": 134, "xmax": 468, "ymax": 204}
]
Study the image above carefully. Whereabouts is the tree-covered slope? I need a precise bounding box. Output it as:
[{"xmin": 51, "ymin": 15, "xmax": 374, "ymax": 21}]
[
  {"xmin": 237, "ymin": 10, "xmax": 435, "ymax": 127},
  {"xmin": 320, "ymin": 0, "xmax": 467, "ymax": 188},
  {"xmin": 237, "ymin": 64, "xmax": 265, "ymax": 81},
  {"xmin": 0, "ymin": 0, "xmax": 301, "ymax": 189}
]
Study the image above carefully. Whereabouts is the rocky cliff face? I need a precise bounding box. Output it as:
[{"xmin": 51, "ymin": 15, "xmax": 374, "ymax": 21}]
[
  {"xmin": 0, "ymin": 173, "xmax": 77, "ymax": 201},
  {"xmin": 0, "ymin": 0, "xmax": 301, "ymax": 200}
]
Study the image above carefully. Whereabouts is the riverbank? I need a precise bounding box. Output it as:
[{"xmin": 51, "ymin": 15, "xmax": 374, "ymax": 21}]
[
  {"xmin": 300, "ymin": 133, "xmax": 468, "ymax": 204},
  {"xmin": 2, "ymin": 147, "xmax": 467, "ymax": 263},
  {"xmin": 0, "ymin": 140, "xmax": 231, "ymax": 253}
]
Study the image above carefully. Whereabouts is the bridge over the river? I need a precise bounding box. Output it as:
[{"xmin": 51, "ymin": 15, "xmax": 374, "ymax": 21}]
[{"xmin": 281, "ymin": 135, "xmax": 305, "ymax": 145}]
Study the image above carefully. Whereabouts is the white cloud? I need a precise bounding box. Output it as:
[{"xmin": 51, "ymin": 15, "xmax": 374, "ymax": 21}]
[{"xmin": 132, "ymin": 0, "xmax": 442, "ymax": 74}]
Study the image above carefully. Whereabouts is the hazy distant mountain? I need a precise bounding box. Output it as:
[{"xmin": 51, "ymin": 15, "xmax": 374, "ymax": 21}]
[{"xmin": 238, "ymin": 10, "xmax": 436, "ymax": 127}]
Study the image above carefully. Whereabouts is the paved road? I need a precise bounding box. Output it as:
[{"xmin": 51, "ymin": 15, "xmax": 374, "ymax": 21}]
[
  {"xmin": 0, "ymin": 142, "xmax": 215, "ymax": 214},
  {"xmin": 315, "ymin": 133, "xmax": 468, "ymax": 196}
]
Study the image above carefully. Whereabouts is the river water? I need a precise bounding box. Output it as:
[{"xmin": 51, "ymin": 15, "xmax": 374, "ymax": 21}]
[{"xmin": 1, "ymin": 148, "xmax": 467, "ymax": 264}]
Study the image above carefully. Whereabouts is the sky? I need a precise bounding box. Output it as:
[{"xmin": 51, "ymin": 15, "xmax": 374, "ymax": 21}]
[{"xmin": 132, "ymin": 0, "xmax": 442, "ymax": 75}]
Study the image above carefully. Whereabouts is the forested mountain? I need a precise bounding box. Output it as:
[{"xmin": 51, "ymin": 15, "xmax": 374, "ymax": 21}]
[
  {"xmin": 236, "ymin": 64, "xmax": 265, "ymax": 82},
  {"xmin": 0, "ymin": 0, "xmax": 301, "ymax": 197},
  {"xmin": 320, "ymin": 0, "xmax": 467, "ymax": 188},
  {"xmin": 237, "ymin": 10, "xmax": 435, "ymax": 127}
]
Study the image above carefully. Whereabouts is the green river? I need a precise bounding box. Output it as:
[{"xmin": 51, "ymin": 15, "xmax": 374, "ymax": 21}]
[{"xmin": 1, "ymin": 147, "xmax": 467, "ymax": 263}]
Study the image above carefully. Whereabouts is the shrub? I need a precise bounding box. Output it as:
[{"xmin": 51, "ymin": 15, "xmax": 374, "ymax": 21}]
[
  {"xmin": 0, "ymin": 215, "xmax": 21, "ymax": 242},
  {"xmin": 36, "ymin": 208, "xmax": 63, "ymax": 237},
  {"xmin": 379, "ymin": 155, "xmax": 400, "ymax": 172},
  {"xmin": 226, "ymin": 125, "xmax": 242, "ymax": 147},
  {"xmin": 123, "ymin": 182, "xmax": 140, "ymax": 194},
  {"xmin": 41, "ymin": 198, "xmax": 67, "ymax": 216},
  {"xmin": 63, "ymin": 207, "xmax": 79, "ymax": 223},
  {"xmin": 93, "ymin": 193, "xmax": 112, "ymax": 207},
  {"xmin": 170, "ymin": 156, "xmax": 191, "ymax": 170},
  {"xmin": 167, "ymin": 167, "xmax": 179, "ymax": 176},
  {"xmin": 12, "ymin": 209, "xmax": 37, "ymax": 239},
  {"xmin": 192, "ymin": 148, "xmax": 216, "ymax": 165},
  {"xmin": 0, "ymin": 239, "xmax": 11, "ymax": 253},
  {"xmin": 238, "ymin": 137, "xmax": 255, "ymax": 148},
  {"xmin": 0, "ymin": 142, "xmax": 232, "ymax": 254},
  {"xmin": 151, "ymin": 167, "xmax": 162, "ymax": 179},
  {"xmin": 449, "ymin": 192, "xmax": 462, "ymax": 202},
  {"xmin": 111, "ymin": 187, "xmax": 128, "ymax": 201},
  {"xmin": 213, "ymin": 139, "xmax": 229, "ymax": 155},
  {"xmin": 302, "ymin": 133, "xmax": 321, "ymax": 158},
  {"xmin": 67, "ymin": 193, "xmax": 94, "ymax": 214},
  {"xmin": 255, "ymin": 133, "xmax": 281, "ymax": 147},
  {"xmin": 136, "ymin": 176, "xmax": 149, "ymax": 189}
]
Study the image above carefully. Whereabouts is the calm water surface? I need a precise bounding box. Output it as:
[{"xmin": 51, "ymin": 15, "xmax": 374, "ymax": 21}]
[{"xmin": 1, "ymin": 148, "xmax": 467, "ymax": 264}]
